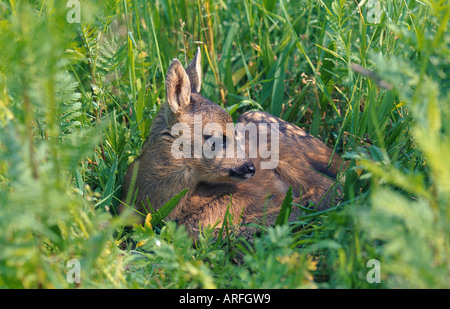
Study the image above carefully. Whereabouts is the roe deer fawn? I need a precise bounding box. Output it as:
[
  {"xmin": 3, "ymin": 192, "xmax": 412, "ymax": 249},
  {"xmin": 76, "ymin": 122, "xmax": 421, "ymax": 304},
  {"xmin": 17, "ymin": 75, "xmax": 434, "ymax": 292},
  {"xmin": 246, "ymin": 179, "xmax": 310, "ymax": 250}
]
[{"xmin": 121, "ymin": 47, "xmax": 343, "ymax": 235}]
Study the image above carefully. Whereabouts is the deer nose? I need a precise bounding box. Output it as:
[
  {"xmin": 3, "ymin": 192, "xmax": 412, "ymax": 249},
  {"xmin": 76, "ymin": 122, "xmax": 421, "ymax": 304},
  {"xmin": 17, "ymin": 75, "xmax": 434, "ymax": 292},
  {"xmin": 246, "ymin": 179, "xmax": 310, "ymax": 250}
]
[
  {"xmin": 229, "ymin": 162, "xmax": 255, "ymax": 180},
  {"xmin": 246, "ymin": 163, "xmax": 255, "ymax": 176}
]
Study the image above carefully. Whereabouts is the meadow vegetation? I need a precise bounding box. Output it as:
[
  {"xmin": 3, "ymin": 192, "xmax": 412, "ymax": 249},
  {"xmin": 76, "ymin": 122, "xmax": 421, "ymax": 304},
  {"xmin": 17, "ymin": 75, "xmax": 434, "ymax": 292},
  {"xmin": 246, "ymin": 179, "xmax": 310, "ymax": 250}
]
[{"xmin": 0, "ymin": 0, "xmax": 448, "ymax": 288}]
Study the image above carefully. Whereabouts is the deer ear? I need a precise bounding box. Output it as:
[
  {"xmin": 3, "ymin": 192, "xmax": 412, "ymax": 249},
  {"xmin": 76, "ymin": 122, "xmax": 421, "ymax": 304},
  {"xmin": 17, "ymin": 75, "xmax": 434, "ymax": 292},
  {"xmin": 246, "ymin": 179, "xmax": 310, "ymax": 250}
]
[
  {"xmin": 185, "ymin": 46, "xmax": 202, "ymax": 93},
  {"xmin": 166, "ymin": 59, "xmax": 191, "ymax": 114}
]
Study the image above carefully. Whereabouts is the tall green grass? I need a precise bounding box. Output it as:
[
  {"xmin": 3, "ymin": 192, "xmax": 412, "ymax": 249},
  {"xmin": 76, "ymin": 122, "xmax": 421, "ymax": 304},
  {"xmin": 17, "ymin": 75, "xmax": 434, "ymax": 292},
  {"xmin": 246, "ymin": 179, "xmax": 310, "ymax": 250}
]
[{"xmin": 0, "ymin": 0, "xmax": 448, "ymax": 288}]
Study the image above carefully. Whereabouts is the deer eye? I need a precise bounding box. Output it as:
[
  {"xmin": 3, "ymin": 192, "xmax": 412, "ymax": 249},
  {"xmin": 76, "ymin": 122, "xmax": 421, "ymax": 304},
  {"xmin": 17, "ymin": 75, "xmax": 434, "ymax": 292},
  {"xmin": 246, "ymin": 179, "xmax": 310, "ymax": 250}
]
[
  {"xmin": 204, "ymin": 135, "xmax": 225, "ymax": 151},
  {"xmin": 222, "ymin": 135, "xmax": 228, "ymax": 149}
]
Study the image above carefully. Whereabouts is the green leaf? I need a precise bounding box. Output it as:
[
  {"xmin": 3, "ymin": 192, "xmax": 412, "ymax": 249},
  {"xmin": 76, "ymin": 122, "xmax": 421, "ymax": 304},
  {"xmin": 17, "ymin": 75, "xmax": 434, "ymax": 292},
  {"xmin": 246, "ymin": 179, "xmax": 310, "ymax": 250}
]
[
  {"xmin": 150, "ymin": 188, "xmax": 188, "ymax": 227},
  {"xmin": 98, "ymin": 158, "xmax": 118, "ymax": 211},
  {"xmin": 319, "ymin": 41, "xmax": 337, "ymax": 85},
  {"xmin": 275, "ymin": 186, "xmax": 293, "ymax": 226},
  {"xmin": 221, "ymin": 22, "xmax": 239, "ymax": 105},
  {"xmin": 369, "ymin": 145, "xmax": 390, "ymax": 164},
  {"xmin": 270, "ymin": 39, "xmax": 295, "ymax": 117}
]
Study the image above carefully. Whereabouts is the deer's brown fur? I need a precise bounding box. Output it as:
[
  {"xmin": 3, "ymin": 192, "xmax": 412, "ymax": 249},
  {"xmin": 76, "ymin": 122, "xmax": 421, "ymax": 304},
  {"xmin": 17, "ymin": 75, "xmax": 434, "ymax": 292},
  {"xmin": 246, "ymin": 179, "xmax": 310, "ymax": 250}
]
[{"xmin": 120, "ymin": 47, "xmax": 343, "ymax": 235}]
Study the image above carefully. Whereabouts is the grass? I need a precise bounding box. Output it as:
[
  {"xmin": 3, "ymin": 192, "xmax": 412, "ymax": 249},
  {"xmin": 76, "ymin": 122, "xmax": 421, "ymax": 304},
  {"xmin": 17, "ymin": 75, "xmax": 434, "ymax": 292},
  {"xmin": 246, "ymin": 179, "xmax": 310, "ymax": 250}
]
[{"xmin": 0, "ymin": 0, "xmax": 449, "ymax": 288}]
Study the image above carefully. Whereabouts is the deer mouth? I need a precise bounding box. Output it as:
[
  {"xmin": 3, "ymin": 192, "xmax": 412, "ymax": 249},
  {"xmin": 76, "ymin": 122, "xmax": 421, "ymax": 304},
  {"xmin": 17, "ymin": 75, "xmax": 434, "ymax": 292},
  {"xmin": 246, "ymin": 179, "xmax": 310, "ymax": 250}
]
[{"xmin": 229, "ymin": 173, "xmax": 253, "ymax": 181}]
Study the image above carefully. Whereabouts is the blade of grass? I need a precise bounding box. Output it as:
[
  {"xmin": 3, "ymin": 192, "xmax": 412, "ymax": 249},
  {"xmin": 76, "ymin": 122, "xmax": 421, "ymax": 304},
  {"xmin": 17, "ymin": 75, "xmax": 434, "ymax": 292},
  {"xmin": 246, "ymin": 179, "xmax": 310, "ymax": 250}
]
[
  {"xmin": 150, "ymin": 188, "xmax": 188, "ymax": 226},
  {"xmin": 275, "ymin": 186, "xmax": 293, "ymax": 226}
]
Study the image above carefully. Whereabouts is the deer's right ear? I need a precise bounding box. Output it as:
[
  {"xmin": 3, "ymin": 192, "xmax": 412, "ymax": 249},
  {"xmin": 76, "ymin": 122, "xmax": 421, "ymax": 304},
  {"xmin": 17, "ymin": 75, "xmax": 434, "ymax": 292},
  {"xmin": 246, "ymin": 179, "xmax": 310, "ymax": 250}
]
[{"xmin": 166, "ymin": 59, "xmax": 191, "ymax": 114}]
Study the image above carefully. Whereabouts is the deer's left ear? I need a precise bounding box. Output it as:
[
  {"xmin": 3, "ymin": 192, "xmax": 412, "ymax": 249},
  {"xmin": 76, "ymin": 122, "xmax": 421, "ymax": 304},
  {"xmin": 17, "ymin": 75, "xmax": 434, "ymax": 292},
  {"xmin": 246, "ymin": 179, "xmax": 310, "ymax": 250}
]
[{"xmin": 185, "ymin": 46, "xmax": 202, "ymax": 93}]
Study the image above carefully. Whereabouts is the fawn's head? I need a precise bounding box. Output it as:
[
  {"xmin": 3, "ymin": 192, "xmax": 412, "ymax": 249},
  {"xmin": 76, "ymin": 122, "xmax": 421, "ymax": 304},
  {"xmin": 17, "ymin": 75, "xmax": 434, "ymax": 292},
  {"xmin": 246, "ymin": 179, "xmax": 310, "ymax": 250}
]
[{"xmin": 163, "ymin": 47, "xmax": 255, "ymax": 183}]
